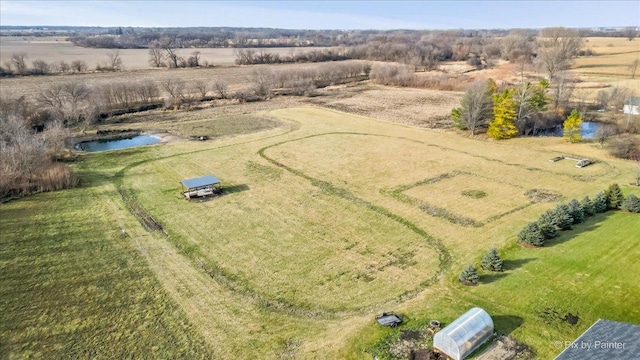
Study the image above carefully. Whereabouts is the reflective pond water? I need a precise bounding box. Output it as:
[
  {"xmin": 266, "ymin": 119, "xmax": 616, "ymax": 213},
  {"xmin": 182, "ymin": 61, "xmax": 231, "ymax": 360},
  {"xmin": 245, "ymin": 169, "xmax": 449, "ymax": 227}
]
[
  {"xmin": 540, "ymin": 121, "xmax": 601, "ymax": 139},
  {"xmin": 75, "ymin": 135, "xmax": 161, "ymax": 152}
]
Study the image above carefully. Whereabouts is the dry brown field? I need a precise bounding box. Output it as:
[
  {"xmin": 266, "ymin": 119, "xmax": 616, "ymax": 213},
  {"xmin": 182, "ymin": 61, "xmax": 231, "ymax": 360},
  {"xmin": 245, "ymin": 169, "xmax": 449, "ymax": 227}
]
[
  {"xmin": 570, "ymin": 37, "xmax": 640, "ymax": 95},
  {"xmin": 0, "ymin": 36, "xmax": 328, "ymax": 69}
]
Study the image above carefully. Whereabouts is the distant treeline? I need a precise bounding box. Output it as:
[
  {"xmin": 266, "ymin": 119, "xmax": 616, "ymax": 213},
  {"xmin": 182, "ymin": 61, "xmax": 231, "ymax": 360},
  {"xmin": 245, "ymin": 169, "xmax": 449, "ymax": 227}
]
[{"xmin": 2, "ymin": 26, "xmax": 637, "ymax": 49}]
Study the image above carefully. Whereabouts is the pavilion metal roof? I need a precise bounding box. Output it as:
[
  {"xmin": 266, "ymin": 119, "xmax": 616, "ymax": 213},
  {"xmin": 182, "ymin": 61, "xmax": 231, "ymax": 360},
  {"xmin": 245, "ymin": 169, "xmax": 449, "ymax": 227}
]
[
  {"xmin": 180, "ymin": 175, "xmax": 221, "ymax": 189},
  {"xmin": 554, "ymin": 319, "xmax": 640, "ymax": 360}
]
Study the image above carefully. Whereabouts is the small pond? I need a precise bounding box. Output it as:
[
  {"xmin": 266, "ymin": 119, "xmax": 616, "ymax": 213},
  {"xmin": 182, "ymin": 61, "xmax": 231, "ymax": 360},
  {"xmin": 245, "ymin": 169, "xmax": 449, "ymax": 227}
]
[
  {"xmin": 579, "ymin": 121, "xmax": 601, "ymax": 139},
  {"xmin": 75, "ymin": 135, "xmax": 161, "ymax": 152},
  {"xmin": 538, "ymin": 121, "xmax": 602, "ymax": 139}
]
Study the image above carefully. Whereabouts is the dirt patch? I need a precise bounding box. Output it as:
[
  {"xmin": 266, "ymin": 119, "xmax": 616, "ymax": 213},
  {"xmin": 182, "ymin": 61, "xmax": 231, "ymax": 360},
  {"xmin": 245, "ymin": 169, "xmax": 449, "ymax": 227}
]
[
  {"xmin": 400, "ymin": 330, "xmax": 422, "ymax": 341},
  {"xmin": 537, "ymin": 307, "xmax": 580, "ymax": 326},
  {"xmin": 411, "ymin": 349, "xmax": 446, "ymax": 360},
  {"xmin": 117, "ymin": 186, "xmax": 164, "ymax": 232},
  {"xmin": 477, "ymin": 336, "xmax": 533, "ymax": 360},
  {"xmin": 525, "ymin": 189, "xmax": 563, "ymax": 203},
  {"xmin": 385, "ymin": 327, "xmax": 437, "ymax": 360},
  {"xmin": 153, "ymin": 132, "xmax": 183, "ymax": 143}
]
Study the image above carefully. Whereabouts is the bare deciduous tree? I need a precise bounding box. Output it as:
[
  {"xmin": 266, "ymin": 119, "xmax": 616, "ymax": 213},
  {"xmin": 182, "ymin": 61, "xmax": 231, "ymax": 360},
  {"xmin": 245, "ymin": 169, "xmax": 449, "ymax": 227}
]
[
  {"xmin": 44, "ymin": 120, "xmax": 69, "ymax": 155},
  {"xmin": 10, "ymin": 52, "xmax": 28, "ymax": 75},
  {"xmin": 58, "ymin": 60, "xmax": 71, "ymax": 73},
  {"xmin": 148, "ymin": 41, "xmax": 165, "ymax": 67},
  {"xmin": 37, "ymin": 82, "xmax": 92, "ymax": 122},
  {"xmin": 187, "ymin": 51, "xmax": 201, "ymax": 67},
  {"xmin": 0, "ymin": 95, "xmax": 76, "ymax": 197},
  {"xmin": 105, "ymin": 50, "xmax": 123, "ymax": 71},
  {"xmin": 71, "ymin": 60, "xmax": 88, "ymax": 73},
  {"xmin": 31, "ymin": 59, "xmax": 50, "ymax": 75},
  {"xmin": 213, "ymin": 80, "xmax": 229, "ymax": 99},
  {"xmin": 160, "ymin": 38, "xmax": 181, "ymax": 68},
  {"xmin": 248, "ymin": 68, "xmax": 275, "ymax": 98},
  {"xmin": 501, "ymin": 30, "xmax": 533, "ymax": 62},
  {"xmin": 551, "ymin": 71, "xmax": 574, "ymax": 110},
  {"xmin": 596, "ymin": 124, "xmax": 618, "ymax": 148},
  {"xmin": 192, "ymin": 80, "xmax": 208, "ymax": 98},
  {"xmin": 160, "ymin": 78, "xmax": 186, "ymax": 108},
  {"xmin": 624, "ymin": 27, "xmax": 637, "ymax": 41},
  {"xmin": 135, "ymin": 80, "xmax": 160, "ymax": 103},
  {"xmin": 535, "ymin": 27, "xmax": 583, "ymax": 83}
]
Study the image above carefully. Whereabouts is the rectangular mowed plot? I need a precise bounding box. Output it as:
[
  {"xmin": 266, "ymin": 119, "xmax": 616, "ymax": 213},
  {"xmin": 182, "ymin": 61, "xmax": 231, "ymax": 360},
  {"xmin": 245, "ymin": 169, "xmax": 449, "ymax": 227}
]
[{"xmin": 402, "ymin": 173, "xmax": 531, "ymax": 224}]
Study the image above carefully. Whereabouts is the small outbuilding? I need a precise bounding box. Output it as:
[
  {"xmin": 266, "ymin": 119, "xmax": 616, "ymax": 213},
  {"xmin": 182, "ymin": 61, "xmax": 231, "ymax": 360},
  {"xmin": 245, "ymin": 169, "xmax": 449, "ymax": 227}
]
[
  {"xmin": 623, "ymin": 96, "xmax": 640, "ymax": 115},
  {"xmin": 180, "ymin": 174, "xmax": 221, "ymax": 199},
  {"xmin": 433, "ymin": 307, "xmax": 494, "ymax": 360}
]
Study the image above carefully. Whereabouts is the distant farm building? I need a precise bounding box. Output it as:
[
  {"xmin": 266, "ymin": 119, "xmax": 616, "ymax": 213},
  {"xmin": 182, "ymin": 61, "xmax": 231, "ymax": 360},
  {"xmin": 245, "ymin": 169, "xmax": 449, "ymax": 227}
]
[
  {"xmin": 433, "ymin": 307, "xmax": 494, "ymax": 360},
  {"xmin": 554, "ymin": 319, "xmax": 640, "ymax": 360},
  {"xmin": 623, "ymin": 96, "xmax": 640, "ymax": 115},
  {"xmin": 180, "ymin": 175, "xmax": 221, "ymax": 199}
]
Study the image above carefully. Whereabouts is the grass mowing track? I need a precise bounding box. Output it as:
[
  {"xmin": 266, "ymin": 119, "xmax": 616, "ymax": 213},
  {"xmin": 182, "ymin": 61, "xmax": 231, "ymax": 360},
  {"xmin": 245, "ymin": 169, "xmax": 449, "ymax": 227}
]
[{"xmin": 2, "ymin": 106, "xmax": 639, "ymax": 359}]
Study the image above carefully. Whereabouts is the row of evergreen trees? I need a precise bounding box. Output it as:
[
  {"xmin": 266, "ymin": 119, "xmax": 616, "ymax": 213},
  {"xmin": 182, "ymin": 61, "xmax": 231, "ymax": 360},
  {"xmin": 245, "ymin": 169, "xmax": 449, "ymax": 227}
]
[
  {"xmin": 459, "ymin": 247, "xmax": 503, "ymax": 285},
  {"xmin": 459, "ymin": 185, "xmax": 638, "ymax": 286},
  {"xmin": 518, "ymin": 184, "xmax": 640, "ymax": 247}
]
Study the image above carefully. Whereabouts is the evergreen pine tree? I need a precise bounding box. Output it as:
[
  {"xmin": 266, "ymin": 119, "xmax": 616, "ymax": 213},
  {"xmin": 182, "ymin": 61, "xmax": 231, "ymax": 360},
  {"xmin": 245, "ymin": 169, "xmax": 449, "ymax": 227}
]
[
  {"xmin": 518, "ymin": 222, "xmax": 545, "ymax": 246},
  {"xmin": 622, "ymin": 193, "xmax": 640, "ymax": 213},
  {"xmin": 451, "ymin": 107, "xmax": 465, "ymax": 130},
  {"xmin": 553, "ymin": 204, "xmax": 574, "ymax": 230},
  {"xmin": 459, "ymin": 264, "xmax": 480, "ymax": 285},
  {"xmin": 481, "ymin": 247, "xmax": 503, "ymax": 272},
  {"xmin": 593, "ymin": 192, "xmax": 608, "ymax": 213},
  {"xmin": 567, "ymin": 199, "xmax": 585, "ymax": 224},
  {"xmin": 605, "ymin": 183, "xmax": 624, "ymax": 209},
  {"xmin": 581, "ymin": 196, "xmax": 595, "ymax": 217},
  {"xmin": 537, "ymin": 210, "xmax": 559, "ymax": 239}
]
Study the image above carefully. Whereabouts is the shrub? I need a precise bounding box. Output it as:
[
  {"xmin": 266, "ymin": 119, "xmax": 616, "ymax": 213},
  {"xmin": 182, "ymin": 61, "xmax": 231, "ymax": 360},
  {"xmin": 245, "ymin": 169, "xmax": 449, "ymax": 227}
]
[
  {"xmin": 608, "ymin": 135, "xmax": 639, "ymax": 160},
  {"xmin": 581, "ymin": 196, "xmax": 595, "ymax": 217},
  {"xmin": 593, "ymin": 192, "xmax": 608, "ymax": 213},
  {"xmin": 518, "ymin": 222, "xmax": 545, "ymax": 247},
  {"xmin": 462, "ymin": 189, "xmax": 487, "ymax": 199},
  {"xmin": 459, "ymin": 264, "xmax": 479, "ymax": 285},
  {"xmin": 553, "ymin": 204, "xmax": 574, "ymax": 230},
  {"xmin": 567, "ymin": 199, "xmax": 585, "ymax": 224},
  {"xmin": 621, "ymin": 193, "xmax": 640, "ymax": 213},
  {"xmin": 537, "ymin": 210, "xmax": 559, "ymax": 239},
  {"xmin": 605, "ymin": 183, "xmax": 624, "ymax": 209},
  {"xmin": 481, "ymin": 247, "xmax": 503, "ymax": 272}
]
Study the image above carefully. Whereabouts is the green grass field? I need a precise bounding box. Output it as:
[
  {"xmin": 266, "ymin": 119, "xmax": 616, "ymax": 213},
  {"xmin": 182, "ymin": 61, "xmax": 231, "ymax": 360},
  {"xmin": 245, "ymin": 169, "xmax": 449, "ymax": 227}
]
[{"xmin": 2, "ymin": 106, "xmax": 639, "ymax": 359}]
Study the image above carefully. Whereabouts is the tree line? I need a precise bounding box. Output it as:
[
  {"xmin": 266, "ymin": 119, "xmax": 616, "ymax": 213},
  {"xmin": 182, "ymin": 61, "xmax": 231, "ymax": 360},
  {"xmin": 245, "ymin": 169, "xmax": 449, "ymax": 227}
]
[
  {"xmin": 0, "ymin": 59, "xmax": 374, "ymax": 198},
  {"xmin": 1, "ymin": 50, "xmax": 126, "ymax": 77},
  {"xmin": 16, "ymin": 26, "xmax": 627, "ymax": 49}
]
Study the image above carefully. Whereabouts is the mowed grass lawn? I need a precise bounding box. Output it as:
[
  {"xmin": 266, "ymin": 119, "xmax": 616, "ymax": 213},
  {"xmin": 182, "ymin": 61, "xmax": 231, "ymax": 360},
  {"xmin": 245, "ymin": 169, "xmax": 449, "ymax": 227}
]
[
  {"xmin": 464, "ymin": 211, "xmax": 640, "ymax": 358},
  {"xmin": 0, "ymin": 186, "xmax": 213, "ymax": 358},
  {"xmin": 2, "ymin": 106, "xmax": 639, "ymax": 359},
  {"xmin": 347, "ymin": 211, "xmax": 640, "ymax": 360}
]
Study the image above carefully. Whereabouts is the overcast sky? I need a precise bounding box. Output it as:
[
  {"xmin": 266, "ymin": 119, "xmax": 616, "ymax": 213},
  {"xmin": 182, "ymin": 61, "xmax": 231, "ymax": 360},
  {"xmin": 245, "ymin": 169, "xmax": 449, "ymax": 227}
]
[{"xmin": 1, "ymin": 1, "xmax": 639, "ymax": 30}]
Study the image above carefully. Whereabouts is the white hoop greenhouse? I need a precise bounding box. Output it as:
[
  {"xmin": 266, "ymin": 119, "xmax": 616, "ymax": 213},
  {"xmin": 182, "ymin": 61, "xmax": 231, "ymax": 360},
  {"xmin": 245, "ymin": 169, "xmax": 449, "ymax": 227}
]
[{"xmin": 433, "ymin": 307, "xmax": 494, "ymax": 360}]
